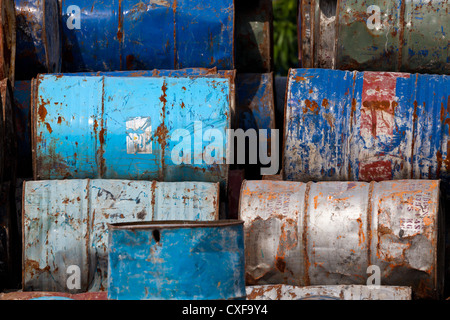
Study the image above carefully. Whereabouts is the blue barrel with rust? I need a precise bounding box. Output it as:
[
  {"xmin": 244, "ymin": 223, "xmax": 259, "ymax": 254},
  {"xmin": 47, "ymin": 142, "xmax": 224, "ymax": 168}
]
[
  {"xmin": 283, "ymin": 68, "xmax": 450, "ymax": 186},
  {"xmin": 60, "ymin": 0, "xmax": 234, "ymax": 72},
  {"xmin": 32, "ymin": 74, "xmax": 232, "ymax": 187},
  {"xmin": 14, "ymin": 0, "xmax": 61, "ymax": 80},
  {"xmin": 107, "ymin": 220, "xmax": 246, "ymax": 300}
]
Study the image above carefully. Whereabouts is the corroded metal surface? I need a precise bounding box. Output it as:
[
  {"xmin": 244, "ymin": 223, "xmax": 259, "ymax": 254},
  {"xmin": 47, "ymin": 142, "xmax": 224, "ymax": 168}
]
[
  {"xmin": 0, "ymin": 291, "xmax": 107, "ymax": 300},
  {"xmin": 23, "ymin": 179, "xmax": 220, "ymax": 292},
  {"xmin": 14, "ymin": 0, "xmax": 61, "ymax": 80},
  {"xmin": 246, "ymin": 284, "xmax": 412, "ymax": 300},
  {"xmin": 299, "ymin": 0, "xmax": 450, "ymax": 74},
  {"xmin": 284, "ymin": 68, "xmax": 450, "ymax": 184},
  {"xmin": 60, "ymin": 0, "xmax": 234, "ymax": 72},
  {"xmin": 239, "ymin": 180, "xmax": 443, "ymax": 299},
  {"xmin": 0, "ymin": 0, "xmax": 16, "ymax": 84},
  {"xmin": 108, "ymin": 220, "xmax": 245, "ymax": 300},
  {"xmin": 235, "ymin": 0, "xmax": 273, "ymax": 73},
  {"xmin": 32, "ymin": 74, "xmax": 232, "ymax": 188}
]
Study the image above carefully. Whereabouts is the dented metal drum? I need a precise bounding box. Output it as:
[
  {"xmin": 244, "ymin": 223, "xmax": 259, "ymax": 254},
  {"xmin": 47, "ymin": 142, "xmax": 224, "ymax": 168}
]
[
  {"xmin": 32, "ymin": 74, "xmax": 232, "ymax": 186},
  {"xmin": 299, "ymin": 0, "xmax": 450, "ymax": 74},
  {"xmin": 246, "ymin": 284, "xmax": 412, "ymax": 300},
  {"xmin": 60, "ymin": 0, "xmax": 234, "ymax": 72},
  {"xmin": 235, "ymin": 0, "xmax": 273, "ymax": 73},
  {"xmin": 0, "ymin": 0, "xmax": 15, "ymax": 84},
  {"xmin": 239, "ymin": 180, "xmax": 444, "ymax": 299},
  {"xmin": 107, "ymin": 220, "xmax": 246, "ymax": 300},
  {"xmin": 23, "ymin": 179, "xmax": 220, "ymax": 292},
  {"xmin": 283, "ymin": 68, "xmax": 450, "ymax": 185},
  {"xmin": 14, "ymin": 0, "xmax": 61, "ymax": 80}
]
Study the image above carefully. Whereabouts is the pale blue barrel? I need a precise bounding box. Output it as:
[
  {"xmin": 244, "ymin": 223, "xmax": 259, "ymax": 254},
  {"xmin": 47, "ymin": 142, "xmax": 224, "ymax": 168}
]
[
  {"xmin": 32, "ymin": 74, "xmax": 232, "ymax": 187},
  {"xmin": 107, "ymin": 220, "xmax": 246, "ymax": 300}
]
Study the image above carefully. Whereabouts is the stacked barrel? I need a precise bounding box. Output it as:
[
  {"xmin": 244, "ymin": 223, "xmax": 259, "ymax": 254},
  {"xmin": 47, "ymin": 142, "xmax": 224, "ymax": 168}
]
[
  {"xmin": 0, "ymin": 0, "xmax": 448, "ymax": 301},
  {"xmin": 240, "ymin": 0, "xmax": 448, "ymax": 300}
]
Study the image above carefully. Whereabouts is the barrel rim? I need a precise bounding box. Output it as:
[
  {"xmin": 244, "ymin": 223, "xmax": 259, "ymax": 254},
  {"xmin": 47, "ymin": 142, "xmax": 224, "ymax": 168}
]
[{"xmin": 108, "ymin": 219, "xmax": 244, "ymax": 230}]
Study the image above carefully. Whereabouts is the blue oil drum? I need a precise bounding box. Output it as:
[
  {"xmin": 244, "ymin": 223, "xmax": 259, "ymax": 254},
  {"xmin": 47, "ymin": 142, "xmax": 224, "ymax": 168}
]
[
  {"xmin": 107, "ymin": 220, "xmax": 246, "ymax": 300},
  {"xmin": 14, "ymin": 0, "xmax": 61, "ymax": 80},
  {"xmin": 32, "ymin": 74, "xmax": 232, "ymax": 187},
  {"xmin": 60, "ymin": 0, "xmax": 234, "ymax": 72}
]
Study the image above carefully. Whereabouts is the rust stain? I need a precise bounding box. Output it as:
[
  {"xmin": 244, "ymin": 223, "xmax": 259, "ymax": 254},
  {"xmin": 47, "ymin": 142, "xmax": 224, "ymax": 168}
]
[
  {"xmin": 303, "ymin": 99, "xmax": 320, "ymax": 115},
  {"xmin": 38, "ymin": 105, "xmax": 48, "ymax": 122}
]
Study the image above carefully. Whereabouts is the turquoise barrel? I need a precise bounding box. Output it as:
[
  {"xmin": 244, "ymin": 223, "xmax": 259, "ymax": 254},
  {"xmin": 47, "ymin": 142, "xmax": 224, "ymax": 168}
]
[{"xmin": 107, "ymin": 220, "xmax": 246, "ymax": 300}]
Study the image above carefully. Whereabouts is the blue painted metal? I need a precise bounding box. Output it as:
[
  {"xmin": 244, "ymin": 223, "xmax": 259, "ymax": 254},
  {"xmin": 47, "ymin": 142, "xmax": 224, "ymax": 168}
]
[
  {"xmin": 236, "ymin": 73, "xmax": 275, "ymax": 133},
  {"xmin": 14, "ymin": 0, "xmax": 61, "ymax": 80},
  {"xmin": 13, "ymin": 80, "xmax": 32, "ymax": 178},
  {"xmin": 283, "ymin": 68, "xmax": 450, "ymax": 186},
  {"xmin": 60, "ymin": 0, "xmax": 234, "ymax": 72},
  {"xmin": 56, "ymin": 67, "xmax": 218, "ymax": 78},
  {"xmin": 23, "ymin": 179, "xmax": 220, "ymax": 292},
  {"xmin": 30, "ymin": 296, "xmax": 74, "ymax": 300},
  {"xmin": 33, "ymin": 74, "xmax": 232, "ymax": 187},
  {"xmin": 107, "ymin": 220, "xmax": 246, "ymax": 300}
]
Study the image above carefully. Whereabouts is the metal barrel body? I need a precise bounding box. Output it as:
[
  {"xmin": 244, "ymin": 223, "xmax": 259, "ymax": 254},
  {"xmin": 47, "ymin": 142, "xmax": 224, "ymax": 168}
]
[
  {"xmin": 0, "ymin": 78, "xmax": 18, "ymax": 289},
  {"xmin": 0, "ymin": 0, "xmax": 15, "ymax": 84},
  {"xmin": 13, "ymin": 80, "xmax": 32, "ymax": 178},
  {"xmin": 23, "ymin": 179, "xmax": 220, "ymax": 292},
  {"xmin": 14, "ymin": 0, "xmax": 61, "ymax": 80},
  {"xmin": 235, "ymin": 73, "xmax": 276, "ymax": 178},
  {"xmin": 60, "ymin": 0, "xmax": 234, "ymax": 72},
  {"xmin": 246, "ymin": 284, "xmax": 412, "ymax": 300},
  {"xmin": 283, "ymin": 68, "xmax": 450, "ymax": 185},
  {"xmin": 107, "ymin": 220, "xmax": 246, "ymax": 300},
  {"xmin": 299, "ymin": 0, "xmax": 450, "ymax": 74},
  {"xmin": 239, "ymin": 180, "xmax": 444, "ymax": 299},
  {"xmin": 32, "ymin": 74, "xmax": 232, "ymax": 187},
  {"xmin": 235, "ymin": 0, "xmax": 273, "ymax": 73}
]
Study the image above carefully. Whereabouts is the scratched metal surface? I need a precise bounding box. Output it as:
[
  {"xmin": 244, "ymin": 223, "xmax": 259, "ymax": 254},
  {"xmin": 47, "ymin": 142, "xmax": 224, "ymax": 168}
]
[
  {"xmin": 299, "ymin": 0, "xmax": 449, "ymax": 74},
  {"xmin": 0, "ymin": 291, "xmax": 107, "ymax": 300},
  {"xmin": 32, "ymin": 74, "xmax": 231, "ymax": 188},
  {"xmin": 60, "ymin": 0, "xmax": 234, "ymax": 72},
  {"xmin": 14, "ymin": 0, "xmax": 61, "ymax": 80},
  {"xmin": 235, "ymin": 0, "xmax": 273, "ymax": 73},
  {"xmin": 239, "ymin": 180, "xmax": 443, "ymax": 299},
  {"xmin": 22, "ymin": 179, "xmax": 219, "ymax": 292},
  {"xmin": 246, "ymin": 284, "xmax": 412, "ymax": 300},
  {"xmin": 283, "ymin": 68, "xmax": 450, "ymax": 185},
  {"xmin": 107, "ymin": 220, "xmax": 245, "ymax": 300},
  {"xmin": 0, "ymin": 0, "xmax": 15, "ymax": 84}
]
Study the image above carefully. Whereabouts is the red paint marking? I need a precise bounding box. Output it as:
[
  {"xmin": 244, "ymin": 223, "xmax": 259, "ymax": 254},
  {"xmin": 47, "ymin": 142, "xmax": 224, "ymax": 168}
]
[{"xmin": 359, "ymin": 160, "xmax": 392, "ymax": 182}]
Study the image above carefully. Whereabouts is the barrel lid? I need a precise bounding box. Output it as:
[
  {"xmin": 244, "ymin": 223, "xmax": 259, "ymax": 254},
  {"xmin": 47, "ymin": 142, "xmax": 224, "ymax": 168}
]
[{"xmin": 108, "ymin": 220, "xmax": 244, "ymax": 230}]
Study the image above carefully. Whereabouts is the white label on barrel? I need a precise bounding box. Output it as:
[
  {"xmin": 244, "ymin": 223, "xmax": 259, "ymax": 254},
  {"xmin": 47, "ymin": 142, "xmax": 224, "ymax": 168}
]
[
  {"xmin": 126, "ymin": 117, "xmax": 152, "ymax": 154},
  {"xmin": 366, "ymin": 5, "xmax": 381, "ymax": 30},
  {"xmin": 66, "ymin": 5, "xmax": 81, "ymax": 30}
]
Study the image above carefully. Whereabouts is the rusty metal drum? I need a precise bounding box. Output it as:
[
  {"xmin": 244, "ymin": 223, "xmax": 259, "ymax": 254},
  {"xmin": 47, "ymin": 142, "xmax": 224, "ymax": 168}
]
[
  {"xmin": 298, "ymin": 0, "xmax": 450, "ymax": 74},
  {"xmin": 22, "ymin": 179, "xmax": 220, "ymax": 292},
  {"xmin": 239, "ymin": 179, "xmax": 444, "ymax": 299},
  {"xmin": 107, "ymin": 220, "xmax": 246, "ymax": 300},
  {"xmin": 283, "ymin": 68, "xmax": 450, "ymax": 185},
  {"xmin": 14, "ymin": 0, "xmax": 61, "ymax": 80},
  {"xmin": 60, "ymin": 0, "xmax": 234, "ymax": 72},
  {"xmin": 32, "ymin": 74, "xmax": 232, "ymax": 188},
  {"xmin": 0, "ymin": 0, "xmax": 15, "ymax": 84},
  {"xmin": 246, "ymin": 284, "xmax": 412, "ymax": 300}
]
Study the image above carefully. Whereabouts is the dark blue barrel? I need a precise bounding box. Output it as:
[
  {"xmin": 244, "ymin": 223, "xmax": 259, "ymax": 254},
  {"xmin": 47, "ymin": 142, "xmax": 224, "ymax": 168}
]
[
  {"xmin": 14, "ymin": 0, "xmax": 61, "ymax": 80},
  {"xmin": 107, "ymin": 220, "xmax": 246, "ymax": 300},
  {"xmin": 12, "ymin": 80, "xmax": 32, "ymax": 178},
  {"xmin": 60, "ymin": 0, "xmax": 234, "ymax": 72}
]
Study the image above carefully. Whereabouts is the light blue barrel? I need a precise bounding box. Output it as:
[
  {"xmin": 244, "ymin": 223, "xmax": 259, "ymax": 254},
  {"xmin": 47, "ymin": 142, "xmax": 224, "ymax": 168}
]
[
  {"xmin": 107, "ymin": 220, "xmax": 246, "ymax": 300},
  {"xmin": 32, "ymin": 74, "xmax": 232, "ymax": 187}
]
